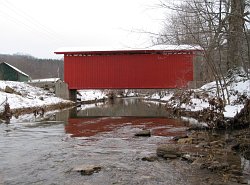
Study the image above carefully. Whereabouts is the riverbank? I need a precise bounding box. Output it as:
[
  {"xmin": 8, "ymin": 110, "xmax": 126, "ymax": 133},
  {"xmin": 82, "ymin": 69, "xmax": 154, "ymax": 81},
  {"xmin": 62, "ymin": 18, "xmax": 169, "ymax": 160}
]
[
  {"xmin": 156, "ymin": 126, "xmax": 250, "ymax": 184},
  {"xmin": 0, "ymin": 80, "xmax": 74, "ymax": 120},
  {"xmin": 147, "ymin": 70, "xmax": 250, "ymax": 129}
]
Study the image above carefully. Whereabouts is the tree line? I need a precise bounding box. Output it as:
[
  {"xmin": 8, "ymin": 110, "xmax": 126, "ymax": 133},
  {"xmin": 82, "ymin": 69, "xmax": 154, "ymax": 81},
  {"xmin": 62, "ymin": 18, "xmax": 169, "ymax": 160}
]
[{"xmin": 0, "ymin": 54, "xmax": 64, "ymax": 80}]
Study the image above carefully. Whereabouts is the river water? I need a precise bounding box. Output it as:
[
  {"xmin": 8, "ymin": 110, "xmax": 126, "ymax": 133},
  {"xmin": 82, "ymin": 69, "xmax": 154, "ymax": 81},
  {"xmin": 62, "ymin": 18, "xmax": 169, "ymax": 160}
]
[{"xmin": 0, "ymin": 98, "xmax": 241, "ymax": 185}]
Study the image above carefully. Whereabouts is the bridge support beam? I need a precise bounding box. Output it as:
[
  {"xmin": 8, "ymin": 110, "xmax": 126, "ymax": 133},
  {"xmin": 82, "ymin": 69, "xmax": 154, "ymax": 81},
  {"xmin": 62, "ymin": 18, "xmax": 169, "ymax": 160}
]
[
  {"xmin": 69, "ymin": 89, "xmax": 77, "ymax": 102},
  {"xmin": 55, "ymin": 81, "xmax": 69, "ymax": 100}
]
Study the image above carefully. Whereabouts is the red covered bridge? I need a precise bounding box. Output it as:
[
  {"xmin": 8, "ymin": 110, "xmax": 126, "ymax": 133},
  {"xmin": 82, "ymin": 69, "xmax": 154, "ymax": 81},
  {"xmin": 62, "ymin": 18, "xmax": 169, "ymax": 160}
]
[{"xmin": 55, "ymin": 45, "xmax": 203, "ymax": 90}]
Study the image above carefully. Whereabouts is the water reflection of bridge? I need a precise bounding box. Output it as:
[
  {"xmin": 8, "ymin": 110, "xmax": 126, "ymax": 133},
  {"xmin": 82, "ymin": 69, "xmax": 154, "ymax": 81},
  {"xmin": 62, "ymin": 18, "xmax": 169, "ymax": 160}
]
[
  {"xmin": 55, "ymin": 98, "xmax": 186, "ymax": 138},
  {"xmin": 64, "ymin": 117, "xmax": 187, "ymax": 137},
  {"xmin": 72, "ymin": 98, "xmax": 171, "ymax": 118},
  {"xmin": 56, "ymin": 98, "xmax": 173, "ymax": 121}
]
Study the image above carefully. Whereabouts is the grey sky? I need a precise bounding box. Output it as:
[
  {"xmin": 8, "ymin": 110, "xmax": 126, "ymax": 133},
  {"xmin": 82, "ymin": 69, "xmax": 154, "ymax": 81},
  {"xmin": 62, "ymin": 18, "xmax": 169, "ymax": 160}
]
[{"xmin": 0, "ymin": 0, "xmax": 165, "ymax": 59}]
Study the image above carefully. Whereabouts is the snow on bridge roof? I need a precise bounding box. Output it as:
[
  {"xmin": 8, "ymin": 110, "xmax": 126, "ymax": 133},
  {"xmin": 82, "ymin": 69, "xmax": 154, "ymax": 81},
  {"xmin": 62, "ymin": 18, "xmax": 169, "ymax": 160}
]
[{"xmin": 54, "ymin": 45, "xmax": 203, "ymax": 55}]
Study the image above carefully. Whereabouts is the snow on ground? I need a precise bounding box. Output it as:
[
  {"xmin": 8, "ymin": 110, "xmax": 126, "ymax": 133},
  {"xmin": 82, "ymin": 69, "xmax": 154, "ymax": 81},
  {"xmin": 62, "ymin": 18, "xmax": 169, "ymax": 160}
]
[
  {"xmin": 223, "ymin": 104, "xmax": 245, "ymax": 118},
  {"xmin": 181, "ymin": 116, "xmax": 208, "ymax": 128},
  {"xmin": 151, "ymin": 93, "xmax": 161, "ymax": 100},
  {"xmin": 0, "ymin": 81, "xmax": 72, "ymax": 113},
  {"xmin": 147, "ymin": 91, "xmax": 174, "ymax": 101},
  {"xmin": 123, "ymin": 89, "xmax": 138, "ymax": 97},
  {"xmin": 148, "ymin": 70, "xmax": 250, "ymax": 118},
  {"xmin": 180, "ymin": 98, "xmax": 210, "ymax": 112},
  {"xmin": 77, "ymin": 89, "xmax": 138, "ymax": 102},
  {"xmin": 77, "ymin": 90, "xmax": 108, "ymax": 102}
]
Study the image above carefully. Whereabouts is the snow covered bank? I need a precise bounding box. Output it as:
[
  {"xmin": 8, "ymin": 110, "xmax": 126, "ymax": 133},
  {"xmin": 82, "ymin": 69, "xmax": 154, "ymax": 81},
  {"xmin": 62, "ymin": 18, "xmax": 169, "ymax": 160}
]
[
  {"xmin": 0, "ymin": 81, "xmax": 74, "ymax": 116},
  {"xmin": 77, "ymin": 90, "xmax": 108, "ymax": 102},
  {"xmin": 77, "ymin": 89, "xmax": 139, "ymax": 102},
  {"xmin": 148, "ymin": 70, "xmax": 250, "ymax": 127}
]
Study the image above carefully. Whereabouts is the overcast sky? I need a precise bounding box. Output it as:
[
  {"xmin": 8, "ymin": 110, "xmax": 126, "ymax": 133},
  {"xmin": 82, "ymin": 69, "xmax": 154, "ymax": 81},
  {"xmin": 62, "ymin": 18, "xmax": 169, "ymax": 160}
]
[{"xmin": 0, "ymin": 0, "xmax": 166, "ymax": 59}]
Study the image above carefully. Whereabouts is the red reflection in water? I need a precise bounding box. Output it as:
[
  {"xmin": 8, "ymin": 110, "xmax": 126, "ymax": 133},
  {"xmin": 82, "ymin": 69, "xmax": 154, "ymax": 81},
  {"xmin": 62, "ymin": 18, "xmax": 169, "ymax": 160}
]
[{"xmin": 65, "ymin": 117, "xmax": 187, "ymax": 137}]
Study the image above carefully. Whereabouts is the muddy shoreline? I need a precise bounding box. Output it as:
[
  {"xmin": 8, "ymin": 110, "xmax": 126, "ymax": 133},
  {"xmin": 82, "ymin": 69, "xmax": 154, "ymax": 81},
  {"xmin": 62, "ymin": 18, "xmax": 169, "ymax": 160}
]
[
  {"xmin": 0, "ymin": 101, "xmax": 75, "ymax": 120},
  {"xmin": 156, "ymin": 128, "xmax": 250, "ymax": 184}
]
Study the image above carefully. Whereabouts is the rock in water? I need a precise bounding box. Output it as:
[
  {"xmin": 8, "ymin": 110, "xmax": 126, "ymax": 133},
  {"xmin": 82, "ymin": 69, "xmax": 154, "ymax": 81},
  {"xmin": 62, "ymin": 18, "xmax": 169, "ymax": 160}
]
[
  {"xmin": 172, "ymin": 135, "xmax": 188, "ymax": 141},
  {"xmin": 156, "ymin": 144, "xmax": 181, "ymax": 158},
  {"xmin": 163, "ymin": 154, "xmax": 178, "ymax": 159},
  {"xmin": 177, "ymin": 138, "xmax": 193, "ymax": 144},
  {"xmin": 72, "ymin": 165, "xmax": 101, "ymax": 175},
  {"xmin": 135, "ymin": 130, "xmax": 151, "ymax": 137},
  {"xmin": 141, "ymin": 156, "xmax": 158, "ymax": 162}
]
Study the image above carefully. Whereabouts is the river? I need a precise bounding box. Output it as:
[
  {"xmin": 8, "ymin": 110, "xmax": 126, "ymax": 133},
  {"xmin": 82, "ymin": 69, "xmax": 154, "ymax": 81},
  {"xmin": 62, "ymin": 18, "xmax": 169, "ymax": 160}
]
[{"xmin": 0, "ymin": 98, "xmax": 246, "ymax": 185}]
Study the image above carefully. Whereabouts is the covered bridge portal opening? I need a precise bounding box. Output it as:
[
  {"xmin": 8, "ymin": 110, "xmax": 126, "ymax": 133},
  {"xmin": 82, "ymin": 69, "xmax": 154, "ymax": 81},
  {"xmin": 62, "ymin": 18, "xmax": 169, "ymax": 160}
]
[{"xmin": 55, "ymin": 46, "xmax": 204, "ymax": 101}]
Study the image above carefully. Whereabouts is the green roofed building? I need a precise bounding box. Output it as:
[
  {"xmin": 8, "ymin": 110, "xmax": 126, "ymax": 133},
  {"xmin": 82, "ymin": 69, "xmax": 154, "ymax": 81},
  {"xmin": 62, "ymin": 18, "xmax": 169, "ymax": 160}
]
[{"xmin": 0, "ymin": 62, "xmax": 30, "ymax": 82}]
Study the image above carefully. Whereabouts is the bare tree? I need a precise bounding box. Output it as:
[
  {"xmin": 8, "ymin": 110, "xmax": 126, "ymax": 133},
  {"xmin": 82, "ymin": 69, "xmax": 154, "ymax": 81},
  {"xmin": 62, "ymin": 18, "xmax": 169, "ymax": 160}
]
[
  {"xmin": 227, "ymin": 0, "xmax": 245, "ymax": 70},
  {"xmin": 156, "ymin": 0, "xmax": 250, "ymax": 104}
]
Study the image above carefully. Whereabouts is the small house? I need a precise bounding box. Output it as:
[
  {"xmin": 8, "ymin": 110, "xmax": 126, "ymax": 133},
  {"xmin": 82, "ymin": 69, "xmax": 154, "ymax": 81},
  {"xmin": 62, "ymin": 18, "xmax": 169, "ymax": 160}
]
[{"xmin": 0, "ymin": 62, "xmax": 30, "ymax": 82}]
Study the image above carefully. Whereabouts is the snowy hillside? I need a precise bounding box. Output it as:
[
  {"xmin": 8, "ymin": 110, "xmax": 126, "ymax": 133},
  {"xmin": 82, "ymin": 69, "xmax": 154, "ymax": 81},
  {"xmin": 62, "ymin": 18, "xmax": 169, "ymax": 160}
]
[
  {"xmin": 0, "ymin": 81, "xmax": 73, "ymax": 113},
  {"xmin": 149, "ymin": 70, "xmax": 250, "ymax": 119}
]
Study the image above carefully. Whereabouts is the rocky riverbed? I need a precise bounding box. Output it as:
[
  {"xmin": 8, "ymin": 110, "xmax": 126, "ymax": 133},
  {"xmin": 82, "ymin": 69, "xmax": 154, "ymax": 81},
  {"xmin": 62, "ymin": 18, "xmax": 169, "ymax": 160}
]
[{"xmin": 156, "ymin": 127, "xmax": 250, "ymax": 184}]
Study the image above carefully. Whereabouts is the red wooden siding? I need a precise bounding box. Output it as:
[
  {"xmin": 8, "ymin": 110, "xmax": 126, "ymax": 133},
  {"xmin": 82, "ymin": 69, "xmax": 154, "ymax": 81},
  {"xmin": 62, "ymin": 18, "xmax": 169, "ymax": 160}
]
[{"xmin": 64, "ymin": 53, "xmax": 194, "ymax": 89}]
